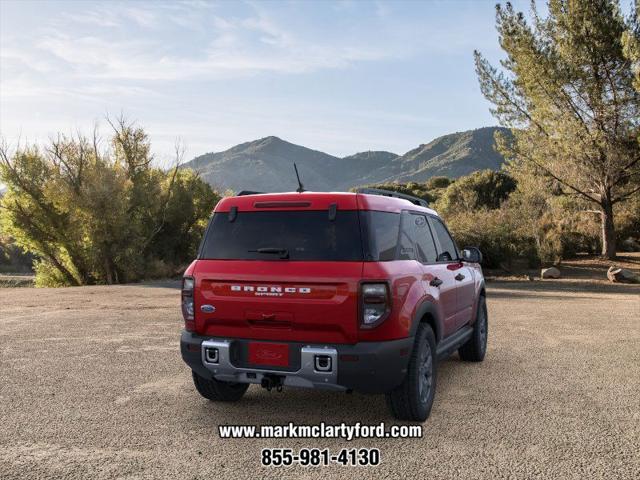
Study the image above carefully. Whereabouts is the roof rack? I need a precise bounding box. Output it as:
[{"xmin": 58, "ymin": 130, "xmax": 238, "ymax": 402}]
[
  {"xmin": 356, "ymin": 187, "xmax": 429, "ymax": 207},
  {"xmin": 236, "ymin": 190, "xmax": 264, "ymax": 196}
]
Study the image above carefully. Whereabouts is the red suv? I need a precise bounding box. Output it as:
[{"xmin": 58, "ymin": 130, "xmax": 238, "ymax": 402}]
[{"xmin": 180, "ymin": 189, "xmax": 487, "ymax": 421}]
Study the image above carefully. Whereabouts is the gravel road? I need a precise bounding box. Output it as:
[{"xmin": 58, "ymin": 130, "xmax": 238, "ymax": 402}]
[{"xmin": 1, "ymin": 281, "xmax": 639, "ymax": 479}]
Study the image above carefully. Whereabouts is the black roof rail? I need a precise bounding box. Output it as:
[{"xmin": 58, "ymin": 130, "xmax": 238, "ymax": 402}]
[
  {"xmin": 236, "ymin": 190, "xmax": 264, "ymax": 196},
  {"xmin": 355, "ymin": 187, "xmax": 429, "ymax": 207}
]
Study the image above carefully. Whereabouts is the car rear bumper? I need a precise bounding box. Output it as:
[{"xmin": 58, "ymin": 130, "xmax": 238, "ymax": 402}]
[{"xmin": 180, "ymin": 331, "xmax": 413, "ymax": 394}]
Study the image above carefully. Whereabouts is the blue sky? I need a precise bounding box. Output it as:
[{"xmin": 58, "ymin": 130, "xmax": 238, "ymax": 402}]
[{"xmin": 0, "ymin": 0, "xmax": 533, "ymax": 163}]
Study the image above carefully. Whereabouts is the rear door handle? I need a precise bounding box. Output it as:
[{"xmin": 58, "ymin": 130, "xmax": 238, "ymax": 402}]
[
  {"xmin": 455, "ymin": 273, "xmax": 465, "ymax": 281},
  {"xmin": 429, "ymin": 277, "xmax": 443, "ymax": 287}
]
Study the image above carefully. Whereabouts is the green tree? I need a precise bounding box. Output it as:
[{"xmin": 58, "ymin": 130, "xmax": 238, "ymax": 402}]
[
  {"xmin": 435, "ymin": 170, "xmax": 516, "ymax": 217},
  {"xmin": 475, "ymin": 0, "xmax": 640, "ymax": 259},
  {"xmin": 0, "ymin": 119, "xmax": 218, "ymax": 286}
]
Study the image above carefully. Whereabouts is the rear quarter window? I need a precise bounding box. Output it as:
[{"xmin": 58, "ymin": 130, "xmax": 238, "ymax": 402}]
[{"xmin": 359, "ymin": 211, "xmax": 401, "ymax": 261}]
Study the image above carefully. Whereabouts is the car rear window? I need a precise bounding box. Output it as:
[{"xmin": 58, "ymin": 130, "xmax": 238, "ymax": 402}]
[{"xmin": 200, "ymin": 211, "xmax": 363, "ymax": 261}]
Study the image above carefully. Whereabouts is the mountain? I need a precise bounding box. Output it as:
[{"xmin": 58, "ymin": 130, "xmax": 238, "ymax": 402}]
[
  {"xmin": 366, "ymin": 126, "xmax": 510, "ymax": 183},
  {"xmin": 341, "ymin": 150, "xmax": 399, "ymax": 167},
  {"xmin": 339, "ymin": 151, "xmax": 399, "ymax": 186},
  {"xmin": 182, "ymin": 127, "xmax": 510, "ymax": 193},
  {"xmin": 183, "ymin": 136, "xmax": 343, "ymax": 193}
]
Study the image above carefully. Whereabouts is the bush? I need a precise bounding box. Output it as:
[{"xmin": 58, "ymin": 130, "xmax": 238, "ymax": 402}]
[
  {"xmin": 0, "ymin": 120, "xmax": 219, "ymax": 286},
  {"xmin": 33, "ymin": 259, "xmax": 72, "ymax": 288},
  {"xmin": 446, "ymin": 208, "xmax": 538, "ymax": 269},
  {"xmin": 435, "ymin": 169, "xmax": 516, "ymax": 217},
  {"xmin": 355, "ymin": 177, "xmax": 453, "ymax": 204},
  {"xmin": 425, "ymin": 176, "xmax": 451, "ymax": 190}
]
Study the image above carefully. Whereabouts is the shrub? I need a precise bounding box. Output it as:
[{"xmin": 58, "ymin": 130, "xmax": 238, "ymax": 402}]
[
  {"xmin": 425, "ymin": 176, "xmax": 451, "ymax": 190},
  {"xmin": 0, "ymin": 120, "xmax": 219, "ymax": 286},
  {"xmin": 446, "ymin": 208, "xmax": 538, "ymax": 269},
  {"xmin": 435, "ymin": 169, "xmax": 516, "ymax": 217}
]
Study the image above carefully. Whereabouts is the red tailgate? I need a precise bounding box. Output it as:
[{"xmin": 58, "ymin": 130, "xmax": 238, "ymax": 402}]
[{"xmin": 193, "ymin": 260, "xmax": 363, "ymax": 344}]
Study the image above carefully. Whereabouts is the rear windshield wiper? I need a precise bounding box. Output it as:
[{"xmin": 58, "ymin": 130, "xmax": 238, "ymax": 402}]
[{"xmin": 248, "ymin": 247, "xmax": 290, "ymax": 259}]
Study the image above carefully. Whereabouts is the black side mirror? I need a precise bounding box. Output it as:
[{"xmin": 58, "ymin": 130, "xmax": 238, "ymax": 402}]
[
  {"xmin": 462, "ymin": 247, "xmax": 482, "ymax": 264},
  {"xmin": 437, "ymin": 251, "xmax": 452, "ymax": 262}
]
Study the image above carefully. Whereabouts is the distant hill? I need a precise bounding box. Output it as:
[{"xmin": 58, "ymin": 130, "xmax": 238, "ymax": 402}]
[
  {"xmin": 183, "ymin": 136, "xmax": 343, "ymax": 192},
  {"xmin": 339, "ymin": 151, "xmax": 400, "ymax": 187},
  {"xmin": 182, "ymin": 127, "xmax": 511, "ymax": 192},
  {"xmin": 369, "ymin": 127, "xmax": 511, "ymax": 183}
]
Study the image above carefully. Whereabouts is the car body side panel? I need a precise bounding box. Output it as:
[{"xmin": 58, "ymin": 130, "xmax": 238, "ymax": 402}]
[
  {"xmin": 419, "ymin": 263, "xmax": 459, "ymax": 337},
  {"xmin": 446, "ymin": 261, "xmax": 477, "ymax": 330}
]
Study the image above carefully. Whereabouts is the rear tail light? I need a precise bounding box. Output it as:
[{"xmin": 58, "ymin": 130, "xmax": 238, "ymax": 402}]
[
  {"xmin": 182, "ymin": 276, "xmax": 195, "ymax": 331},
  {"xmin": 360, "ymin": 283, "xmax": 391, "ymax": 328}
]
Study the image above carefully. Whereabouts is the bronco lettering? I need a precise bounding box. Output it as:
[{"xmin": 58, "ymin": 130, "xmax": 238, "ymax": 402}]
[{"xmin": 231, "ymin": 285, "xmax": 311, "ymax": 294}]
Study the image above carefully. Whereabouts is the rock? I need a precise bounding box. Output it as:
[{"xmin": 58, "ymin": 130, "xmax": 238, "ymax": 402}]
[
  {"xmin": 607, "ymin": 266, "xmax": 639, "ymax": 284},
  {"xmin": 541, "ymin": 267, "xmax": 561, "ymax": 279}
]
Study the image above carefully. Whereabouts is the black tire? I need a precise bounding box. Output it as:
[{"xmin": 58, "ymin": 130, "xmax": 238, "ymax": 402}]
[
  {"xmin": 385, "ymin": 323, "xmax": 437, "ymax": 422},
  {"xmin": 192, "ymin": 371, "xmax": 249, "ymax": 402},
  {"xmin": 459, "ymin": 295, "xmax": 488, "ymax": 362}
]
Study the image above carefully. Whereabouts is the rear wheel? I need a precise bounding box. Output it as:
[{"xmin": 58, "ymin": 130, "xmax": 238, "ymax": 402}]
[
  {"xmin": 459, "ymin": 295, "xmax": 488, "ymax": 362},
  {"xmin": 385, "ymin": 323, "xmax": 437, "ymax": 422},
  {"xmin": 192, "ymin": 371, "xmax": 249, "ymax": 402}
]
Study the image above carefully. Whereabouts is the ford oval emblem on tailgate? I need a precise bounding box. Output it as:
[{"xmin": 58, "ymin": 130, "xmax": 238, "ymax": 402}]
[{"xmin": 200, "ymin": 305, "xmax": 215, "ymax": 313}]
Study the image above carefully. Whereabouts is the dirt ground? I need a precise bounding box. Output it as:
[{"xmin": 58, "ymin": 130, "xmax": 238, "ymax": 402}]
[{"xmin": 0, "ymin": 280, "xmax": 638, "ymax": 479}]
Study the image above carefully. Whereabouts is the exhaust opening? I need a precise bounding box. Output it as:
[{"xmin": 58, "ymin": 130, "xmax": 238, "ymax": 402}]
[
  {"xmin": 314, "ymin": 355, "xmax": 332, "ymax": 372},
  {"xmin": 204, "ymin": 347, "xmax": 219, "ymax": 364}
]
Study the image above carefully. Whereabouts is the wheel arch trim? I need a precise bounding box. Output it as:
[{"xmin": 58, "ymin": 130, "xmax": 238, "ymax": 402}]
[{"xmin": 409, "ymin": 300, "xmax": 443, "ymax": 343}]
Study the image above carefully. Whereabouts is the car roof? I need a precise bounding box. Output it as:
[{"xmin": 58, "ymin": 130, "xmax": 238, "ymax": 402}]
[{"xmin": 215, "ymin": 191, "xmax": 439, "ymax": 216}]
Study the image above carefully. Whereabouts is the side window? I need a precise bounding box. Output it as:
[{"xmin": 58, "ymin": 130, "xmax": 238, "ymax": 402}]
[
  {"xmin": 397, "ymin": 211, "xmax": 416, "ymax": 260},
  {"xmin": 428, "ymin": 217, "xmax": 458, "ymax": 262},
  {"xmin": 362, "ymin": 211, "xmax": 401, "ymax": 261},
  {"xmin": 412, "ymin": 214, "xmax": 438, "ymax": 263}
]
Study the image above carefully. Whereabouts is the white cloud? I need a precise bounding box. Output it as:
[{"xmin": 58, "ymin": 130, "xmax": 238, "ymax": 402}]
[
  {"xmin": 61, "ymin": 4, "xmax": 161, "ymax": 29},
  {"xmin": 7, "ymin": 6, "xmax": 396, "ymax": 84},
  {"xmin": 122, "ymin": 7, "xmax": 158, "ymax": 27},
  {"xmin": 62, "ymin": 8, "xmax": 122, "ymax": 28},
  {"xmin": 2, "ymin": 0, "xmax": 486, "ymax": 93}
]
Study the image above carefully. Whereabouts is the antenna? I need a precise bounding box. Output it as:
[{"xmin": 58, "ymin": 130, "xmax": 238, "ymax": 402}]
[{"xmin": 293, "ymin": 163, "xmax": 305, "ymax": 193}]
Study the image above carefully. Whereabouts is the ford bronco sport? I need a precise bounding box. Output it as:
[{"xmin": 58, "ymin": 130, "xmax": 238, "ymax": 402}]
[{"xmin": 180, "ymin": 189, "xmax": 487, "ymax": 421}]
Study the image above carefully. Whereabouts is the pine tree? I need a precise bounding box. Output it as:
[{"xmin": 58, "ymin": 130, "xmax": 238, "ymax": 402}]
[{"xmin": 475, "ymin": 0, "xmax": 640, "ymax": 259}]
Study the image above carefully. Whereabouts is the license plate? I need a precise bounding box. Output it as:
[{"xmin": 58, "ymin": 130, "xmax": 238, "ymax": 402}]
[{"xmin": 248, "ymin": 342, "xmax": 289, "ymax": 367}]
